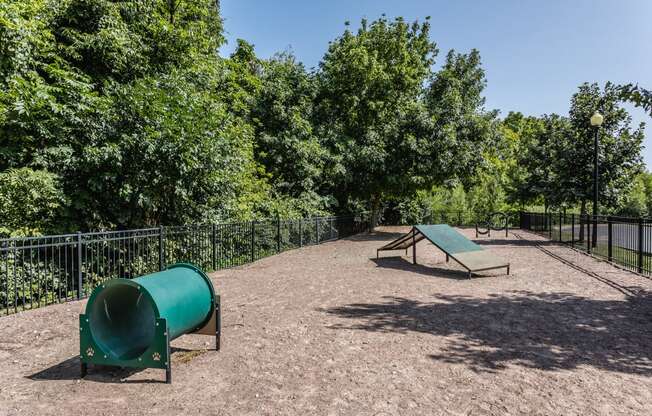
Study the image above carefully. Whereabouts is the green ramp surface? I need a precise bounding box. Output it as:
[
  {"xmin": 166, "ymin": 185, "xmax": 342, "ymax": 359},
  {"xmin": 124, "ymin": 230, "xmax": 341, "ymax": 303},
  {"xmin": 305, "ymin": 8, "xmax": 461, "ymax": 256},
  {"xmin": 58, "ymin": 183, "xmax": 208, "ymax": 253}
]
[{"xmin": 414, "ymin": 224, "xmax": 483, "ymax": 254}]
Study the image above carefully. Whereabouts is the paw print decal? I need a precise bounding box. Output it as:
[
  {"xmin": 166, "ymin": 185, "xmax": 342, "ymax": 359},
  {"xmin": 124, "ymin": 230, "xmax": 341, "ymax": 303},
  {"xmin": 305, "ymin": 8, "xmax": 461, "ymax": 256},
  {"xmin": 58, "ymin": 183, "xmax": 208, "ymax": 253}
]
[
  {"xmin": 86, "ymin": 347, "xmax": 95, "ymax": 357},
  {"xmin": 152, "ymin": 352, "xmax": 161, "ymax": 361}
]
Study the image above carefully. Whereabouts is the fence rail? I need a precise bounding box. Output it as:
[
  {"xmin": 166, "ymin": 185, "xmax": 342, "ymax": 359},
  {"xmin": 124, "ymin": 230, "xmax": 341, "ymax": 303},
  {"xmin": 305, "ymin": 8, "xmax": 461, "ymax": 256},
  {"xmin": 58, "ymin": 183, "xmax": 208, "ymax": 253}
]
[
  {"xmin": 0, "ymin": 215, "xmax": 367, "ymax": 316},
  {"xmin": 520, "ymin": 211, "xmax": 652, "ymax": 276}
]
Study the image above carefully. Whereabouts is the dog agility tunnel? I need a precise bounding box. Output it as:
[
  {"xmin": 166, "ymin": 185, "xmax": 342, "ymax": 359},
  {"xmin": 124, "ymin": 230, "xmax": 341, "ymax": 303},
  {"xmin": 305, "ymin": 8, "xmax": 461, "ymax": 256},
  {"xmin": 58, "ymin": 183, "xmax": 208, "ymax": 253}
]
[{"xmin": 79, "ymin": 263, "xmax": 221, "ymax": 383}]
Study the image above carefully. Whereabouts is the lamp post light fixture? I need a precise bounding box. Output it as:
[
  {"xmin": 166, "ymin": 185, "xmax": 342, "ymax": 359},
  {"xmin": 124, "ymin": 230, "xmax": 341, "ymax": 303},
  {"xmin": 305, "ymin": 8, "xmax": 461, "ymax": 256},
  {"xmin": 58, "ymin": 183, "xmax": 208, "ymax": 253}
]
[
  {"xmin": 590, "ymin": 111, "xmax": 603, "ymax": 248},
  {"xmin": 590, "ymin": 112, "xmax": 604, "ymax": 127}
]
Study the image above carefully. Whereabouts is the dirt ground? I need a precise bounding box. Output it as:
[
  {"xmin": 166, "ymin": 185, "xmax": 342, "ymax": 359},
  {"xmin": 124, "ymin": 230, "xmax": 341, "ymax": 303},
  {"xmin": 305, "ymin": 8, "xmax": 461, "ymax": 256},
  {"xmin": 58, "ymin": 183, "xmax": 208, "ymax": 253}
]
[{"xmin": 1, "ymin": 227, "xmax": 652, "ymax": 416}]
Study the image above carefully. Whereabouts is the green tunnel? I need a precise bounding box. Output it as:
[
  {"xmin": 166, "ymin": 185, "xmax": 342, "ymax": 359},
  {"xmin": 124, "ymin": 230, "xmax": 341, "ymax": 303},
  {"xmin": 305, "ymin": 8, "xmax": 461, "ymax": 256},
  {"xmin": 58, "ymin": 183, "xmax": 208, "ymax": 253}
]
[{"xmin": 79, "ymin": 263, "xmax": 219, "ymax": 383}]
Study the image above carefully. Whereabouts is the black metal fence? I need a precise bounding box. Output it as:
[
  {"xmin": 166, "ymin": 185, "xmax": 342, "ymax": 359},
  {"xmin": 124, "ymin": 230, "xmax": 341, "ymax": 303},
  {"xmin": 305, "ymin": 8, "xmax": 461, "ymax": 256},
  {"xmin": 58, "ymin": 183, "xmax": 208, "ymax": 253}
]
[
  {"xmin": 520, "ymin": 211, "xmax": 652, "ymax": 276},
  {"xmin": 0, "ymin": 215, "xmax": 367, "ymax": 315}
]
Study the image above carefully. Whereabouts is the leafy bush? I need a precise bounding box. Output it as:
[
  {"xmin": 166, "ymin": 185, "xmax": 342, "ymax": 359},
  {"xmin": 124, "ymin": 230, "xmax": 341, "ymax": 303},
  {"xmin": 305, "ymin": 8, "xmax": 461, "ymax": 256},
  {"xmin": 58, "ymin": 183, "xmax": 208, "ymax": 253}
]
[{"xmin": 0, "ymin": 168, "xmax": 67, "ymax": 236}]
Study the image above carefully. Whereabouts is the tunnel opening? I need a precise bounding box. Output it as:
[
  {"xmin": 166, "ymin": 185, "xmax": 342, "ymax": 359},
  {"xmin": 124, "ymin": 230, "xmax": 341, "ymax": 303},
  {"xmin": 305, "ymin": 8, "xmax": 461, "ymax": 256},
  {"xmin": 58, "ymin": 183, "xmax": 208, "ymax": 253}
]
[{"xmin": 88, "ymin": 283, "xmax": 157, "ymax": 360}]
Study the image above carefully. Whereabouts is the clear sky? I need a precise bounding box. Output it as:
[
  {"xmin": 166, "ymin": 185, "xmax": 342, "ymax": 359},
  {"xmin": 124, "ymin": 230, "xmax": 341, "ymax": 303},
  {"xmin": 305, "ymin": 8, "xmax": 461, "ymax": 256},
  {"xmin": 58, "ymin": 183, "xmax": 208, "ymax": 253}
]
[{"xmin": 220, "ymin": 0, "xmax": 652, "ymax": 167}]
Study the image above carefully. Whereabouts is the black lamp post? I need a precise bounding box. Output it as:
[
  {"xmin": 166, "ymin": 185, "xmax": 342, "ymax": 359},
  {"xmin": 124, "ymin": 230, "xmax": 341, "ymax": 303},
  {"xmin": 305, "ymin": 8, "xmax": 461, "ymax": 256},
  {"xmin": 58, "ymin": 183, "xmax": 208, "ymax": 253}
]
[{"xmin": 590, "ymin": 111, "xmax": 604, "ymax": 247}]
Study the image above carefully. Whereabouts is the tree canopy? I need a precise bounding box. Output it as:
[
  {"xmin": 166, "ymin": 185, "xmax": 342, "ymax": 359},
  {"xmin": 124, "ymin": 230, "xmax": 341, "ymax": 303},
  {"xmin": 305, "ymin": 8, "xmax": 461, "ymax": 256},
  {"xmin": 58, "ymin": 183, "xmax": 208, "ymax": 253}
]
[
  {"xmin": 0, "ymin": 2, "xmax": 649, "ymax": 235},
  {"xmin": 314, "ymin": 17, "xmax": 439, "ymax": 219}
]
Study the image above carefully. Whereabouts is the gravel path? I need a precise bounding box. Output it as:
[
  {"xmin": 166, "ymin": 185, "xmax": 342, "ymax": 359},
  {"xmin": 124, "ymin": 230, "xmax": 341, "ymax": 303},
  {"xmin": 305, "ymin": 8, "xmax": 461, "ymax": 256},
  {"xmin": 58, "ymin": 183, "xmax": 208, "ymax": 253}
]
[{"xmin": 1, "ymin": 227, "xmax": 651, "ymax": 415}]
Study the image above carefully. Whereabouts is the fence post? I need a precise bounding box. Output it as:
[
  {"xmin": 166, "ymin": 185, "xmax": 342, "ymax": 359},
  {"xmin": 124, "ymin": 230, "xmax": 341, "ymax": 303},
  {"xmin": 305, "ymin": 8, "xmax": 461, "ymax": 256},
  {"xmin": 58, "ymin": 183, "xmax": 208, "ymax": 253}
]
[
  {"xmin": 330, "ymin": 217, "xmax": 334, "ymax": 240},
  {"xmin": 505, "ymin": 213, "xmax": 509, "ymax": 237},
  {"xmin": 315, "ymin": 218, "xmax": 320, "ymax": 245},
  {"xmin": 218, "ymin": 225, "xmax": 222, "ymax": 270},
  {"xmin": 212, "ymin": 224, "xmax": 217, "ymax": 271},
  {"xmin": 277, "ymin": 215, "xmax": 281, "ymax": 253},
  {"xmin": 251, "ymin": 221, "xmax": 255, "ymax": 262},
  {"xmin": 299, "ymin": 219, "xmax": 303, "ymax": 247},
  {"xmin": 638, "ymin": 218, "xmax": 644, "ymax": 273},
  {"xmin": 586, "ymin": 215, "xmax": 591, "ymax": 253},
  {"xmin": 77, "ymin": 231, "xmax": 83, "ymax": 299},
  {"xmin": 159, "ymin": 225, "xmax": 165, "ymax": 271},
  {"xmin": 537, "ymin": 213, "xmax": 540, "ymax": 231},
  {"xmin": 607, "ymin": 217, "xmax": 613, "ymax": 262},
  {"xmin": 548, "ymin": 212, "xmax": 552, "ymax": 239},
  {"xmin": 559, "ymin": 212, "xmax": 562, "ymax": 242},
  {"xmin": 571, "ymin": 214, "xmax": 575, "ymax": 248}
]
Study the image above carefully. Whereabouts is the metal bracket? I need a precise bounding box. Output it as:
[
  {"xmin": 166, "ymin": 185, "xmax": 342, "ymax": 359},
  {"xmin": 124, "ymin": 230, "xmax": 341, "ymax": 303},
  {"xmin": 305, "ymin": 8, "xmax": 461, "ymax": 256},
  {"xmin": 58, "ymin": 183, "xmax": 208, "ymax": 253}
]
[{"xmin": 193, "ymin": 294, "xmax": 221, "ymax": 351}]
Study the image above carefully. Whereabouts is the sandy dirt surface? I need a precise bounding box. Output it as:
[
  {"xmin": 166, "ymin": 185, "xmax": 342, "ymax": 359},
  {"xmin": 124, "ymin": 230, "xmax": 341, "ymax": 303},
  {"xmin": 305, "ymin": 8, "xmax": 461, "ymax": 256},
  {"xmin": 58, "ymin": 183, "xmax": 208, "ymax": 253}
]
[{"xmin": 1, "ymin": 227, "xmax": 652, "ymax": 416}]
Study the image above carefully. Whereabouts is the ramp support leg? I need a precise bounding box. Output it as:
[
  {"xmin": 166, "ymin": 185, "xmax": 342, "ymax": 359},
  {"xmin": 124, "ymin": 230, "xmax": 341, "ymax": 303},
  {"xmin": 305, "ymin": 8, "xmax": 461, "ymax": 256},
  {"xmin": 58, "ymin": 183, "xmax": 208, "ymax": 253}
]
[
  {"xmin": 468, "ymin": 270, "xmax": 472, "ymax": 279},
  {"xmin": 446, "ymin": 254, "xmax": 449, "ymax": 263},
  {"xmin": 80, "ymin": 362, "xmax": 87, "ymax": 379},
  {"xmin": 507, "ymin": 265, "xmax": 510, "ymax": 275},
  {"xmin": 412, "ymin": 230, "xmax": 416, "ymax": 265}
]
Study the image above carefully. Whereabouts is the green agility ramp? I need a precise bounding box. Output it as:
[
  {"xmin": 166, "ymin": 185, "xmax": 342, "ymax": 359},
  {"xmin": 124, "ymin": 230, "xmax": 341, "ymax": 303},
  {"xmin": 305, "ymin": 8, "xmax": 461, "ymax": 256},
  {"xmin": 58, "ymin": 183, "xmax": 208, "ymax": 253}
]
[
  {"xmin": 377, "ymin": 224, "xmax": 509, "ymax": 278},
  {"xmin": 79, "ymin": 263, "xmax": 221, "ymax": 383}
]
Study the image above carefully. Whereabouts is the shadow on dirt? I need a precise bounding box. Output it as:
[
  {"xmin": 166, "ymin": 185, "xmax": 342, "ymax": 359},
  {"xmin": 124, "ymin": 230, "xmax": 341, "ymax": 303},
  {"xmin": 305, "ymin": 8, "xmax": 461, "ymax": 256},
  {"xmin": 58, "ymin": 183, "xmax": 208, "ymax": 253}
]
[
  {"xmin": 321, "ymin": 291, "xmax": 652, "ymax": 375},
  {"xmin": 371, "ymin": 257, "xmax": 477, "ymax": 280},
  {"xmin": 28, "ymin": 347, "xmax": 200, "ymax": 384},
  {"xmin": 342, "ymin": 230, "xmax": 405, "ymax": 242}
]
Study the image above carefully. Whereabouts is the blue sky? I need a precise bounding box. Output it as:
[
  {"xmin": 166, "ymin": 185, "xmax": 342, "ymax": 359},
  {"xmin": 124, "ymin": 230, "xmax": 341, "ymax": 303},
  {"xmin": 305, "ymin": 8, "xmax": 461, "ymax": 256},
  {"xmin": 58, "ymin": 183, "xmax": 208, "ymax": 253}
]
[{"xmin": 220, "ymin": 0, "xmax": 652, "ymax": 167}]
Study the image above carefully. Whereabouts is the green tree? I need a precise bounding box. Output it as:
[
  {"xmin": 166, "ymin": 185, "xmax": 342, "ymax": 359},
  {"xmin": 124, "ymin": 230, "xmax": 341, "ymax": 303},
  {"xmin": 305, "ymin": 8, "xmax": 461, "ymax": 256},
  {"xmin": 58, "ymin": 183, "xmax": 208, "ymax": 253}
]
[
  {"xmin": 641, "ymin": 172, "xmax": 652, "ymax": 216},
  {"xmin": 618, "ymin": 84, "xmax": 652, "ymax": 116},
  {"xmin": 252, "ymin": 51, "xmax": 333, "ymax": 216},
  {"xmin": 499, "ymin": 112, "xmax": 546, "ymax": 207},
  {"xmin": 0, "ymin": 168, "xmax": 67, "ymax": 236},
  {"xmin": 561, "ymin": 82, "xmax": 645, "ymax": 214},
  {"xmin": 72, "ymin": 70, "xmax": 267, "ymax": 228},
  {"xmin": 619, "ymin": 173, "xmax": 648, "ymax": 217},
  {"xmin": 421, "ymin": 184, "xmax": 470, "ymax": 219},
  {"xmin": 1, "ymin": 0, "xmax": 271, "ymax": 230},
  {"xmin": 0, "ymin": 0, "xmax": 107, "ymax": 172},
  {"xmin": 315, "ymin": 16, "xmax": 441, "ymax": 225},
  {"xmin": 532, "ymin": 114, "xmax": 575, "ymax": 210},
  {"xmin": 425, "ymin": 49, "xmax": 499, "ymax": 190},
  {"xmin": 469, "ymin": 172, "xmax": 507, "ymax": 219}
]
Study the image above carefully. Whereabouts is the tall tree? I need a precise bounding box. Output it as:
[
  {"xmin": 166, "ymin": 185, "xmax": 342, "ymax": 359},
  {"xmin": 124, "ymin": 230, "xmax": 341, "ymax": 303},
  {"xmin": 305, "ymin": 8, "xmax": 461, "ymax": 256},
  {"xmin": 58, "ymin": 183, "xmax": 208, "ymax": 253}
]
[
  {"xmin": 532, "ymin": 114, "xmax": 574, "ymax": 210},
  {"xmin": 315, "ymin": 16, "xmax": 439, "ymax": 224},
  {"xmin": 500, "ymin": 112, "xmax": 547, "ymax": 207},
  {"xmin": 252, "ymin": 52, "xmax": 332, "ymax": 215},
  {"xmin": 561, "ymin": 82, "xmax": 645, "ymax": 214},
  {"xmin": 425, "ymin": 49, "xmax": 500, "ymax": 191}
]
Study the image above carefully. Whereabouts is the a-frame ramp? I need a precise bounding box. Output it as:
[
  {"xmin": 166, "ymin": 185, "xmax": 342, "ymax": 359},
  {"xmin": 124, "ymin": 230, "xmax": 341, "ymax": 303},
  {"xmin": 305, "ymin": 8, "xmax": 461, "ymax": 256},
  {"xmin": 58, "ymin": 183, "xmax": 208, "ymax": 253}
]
[{"xmin": 377, "ymin": 224, "xmax": 510, "ymax": 278}]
